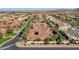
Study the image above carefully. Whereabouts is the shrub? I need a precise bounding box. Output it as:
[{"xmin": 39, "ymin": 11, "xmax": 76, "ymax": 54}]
[
  {"xmin": 34, "ymin": 38, "xmax": 41, "ymax": 41},
  {"xmin": 22, "ymin": 34, "xmax": 27, "ymax": 43},
  {"xmin": 44, "ymin": 37, "xmax": 49, "ymax": 44},
  {"xmin": 6, "ymin": 28, "xmax": 13, "ymax": 34},
  {"xmin": 0, "ymin": 32, "xmax": 3, "ymax": 39}
]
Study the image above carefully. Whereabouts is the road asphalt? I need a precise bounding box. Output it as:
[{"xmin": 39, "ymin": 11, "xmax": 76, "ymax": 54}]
[{"xmin": 1, "ymin": 44, "xmax": 79, "ymax": 50}]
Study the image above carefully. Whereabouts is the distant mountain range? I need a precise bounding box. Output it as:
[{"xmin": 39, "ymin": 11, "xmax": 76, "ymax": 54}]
[
  {"xmin": 71, "ymin": 8, "xmax": 79, "ymax": 12},
  {"xmin": 0, "ymin": 8, "xmax": 78, "ymax": 12},
  {"xmin": 64, "ymin": 8, "xmax": 79, "ymax": 13}
]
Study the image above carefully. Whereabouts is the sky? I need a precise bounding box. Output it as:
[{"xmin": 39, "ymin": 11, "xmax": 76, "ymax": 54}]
[{"xmin": 0, "ymin": 8, "xmax": 63, "ymax": 11}]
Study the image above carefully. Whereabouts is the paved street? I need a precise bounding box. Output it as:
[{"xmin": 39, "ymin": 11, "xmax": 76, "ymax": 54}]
[{"xmin": 2, "ymin": 44, "xmax": 79, "ymax": 50}]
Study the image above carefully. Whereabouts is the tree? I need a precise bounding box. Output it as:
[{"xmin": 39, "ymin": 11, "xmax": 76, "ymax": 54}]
[
  {"xmin": 0, "ymin": 32, "xmax": 3, "ymax": 39},
  {"xmin": 53, "ymin": 31, "xmax": 62, "ymax": 44},
  {"xmin": 56, "ymin": 32, "xmax": 62, "ymax": 44},
  {"xmin": 53, "ymin": 34, "xmax": 58, "ymax": 41},
  {"xmin": 69, "ymin": 39, "xmax": 76, "ymax": 44},
  {"xmin": 34, "ymin": 38, "xmax": 41, "ymax": 41},
  {"xmin": 71, "ymin": 20, "xmax": 77, "ymax": 26},
  {"xmin": 48, "ymin": 37, "xmax": 54, "ymax": 41},
  {"xmin": 22, "ymin": 34, "xmax": 27, "ymax": 43},
  {"xmin": 44, "ymin": 37, "xmax": 49, "ymax": 45},
  {"xmin": 55, "ymin": 23, "xmax": 59, "ymax": 29},
  {"xmin": 6, "ymin": 28, "xmax": 13, "ymax": 34}
]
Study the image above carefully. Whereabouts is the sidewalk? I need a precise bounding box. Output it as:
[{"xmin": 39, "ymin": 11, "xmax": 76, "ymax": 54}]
[{"xmin": 16, "ymin": 41, "xmax": 79, "ymax": 48}]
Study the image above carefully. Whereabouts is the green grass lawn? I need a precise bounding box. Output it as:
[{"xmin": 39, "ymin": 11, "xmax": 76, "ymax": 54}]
[
  {"xmin": 0, "ymin": 36, "xmax": 11, "ymax": 44},
  {"xmin": 0, "ymin": 32, "xmax": 16, "ymax": 44}
]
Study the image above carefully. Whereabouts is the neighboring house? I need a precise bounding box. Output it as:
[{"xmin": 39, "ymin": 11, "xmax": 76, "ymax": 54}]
[{"xmin": 59, "ymin": 23, "xmax": 71, "ymax": 31}]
